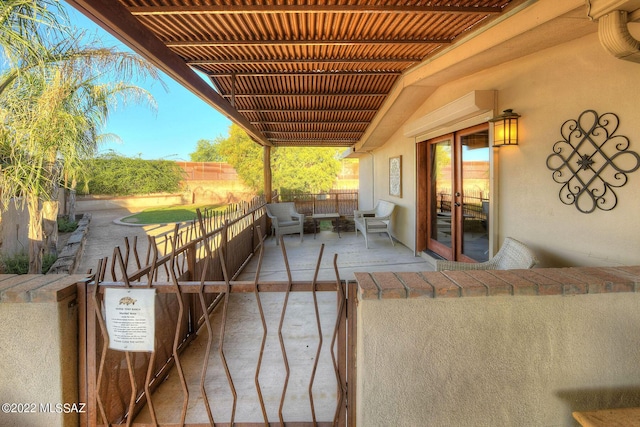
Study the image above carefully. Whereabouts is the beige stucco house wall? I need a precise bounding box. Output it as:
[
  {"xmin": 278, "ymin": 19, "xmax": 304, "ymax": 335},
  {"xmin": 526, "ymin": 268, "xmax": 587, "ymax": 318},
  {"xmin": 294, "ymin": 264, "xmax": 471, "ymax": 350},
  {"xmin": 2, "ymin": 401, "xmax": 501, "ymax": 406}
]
[
  {"xmin": 356, "ymin": 290, "xmax": 640, "ymax": 427},
  {"xmin": 357, "ymin": 1, "xmax": 640, "ymax": 267},
  {"xmin": 355, "ymin": 2, "xmax": 640, "ymax": 423}
]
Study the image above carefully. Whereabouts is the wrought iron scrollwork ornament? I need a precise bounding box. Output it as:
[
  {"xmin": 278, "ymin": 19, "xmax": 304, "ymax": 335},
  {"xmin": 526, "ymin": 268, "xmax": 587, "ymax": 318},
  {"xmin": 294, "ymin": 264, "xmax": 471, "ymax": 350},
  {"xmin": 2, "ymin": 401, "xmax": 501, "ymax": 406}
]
[{"xmin": 546, "ymin": 110, "xmax": 640, "ymax": 213}]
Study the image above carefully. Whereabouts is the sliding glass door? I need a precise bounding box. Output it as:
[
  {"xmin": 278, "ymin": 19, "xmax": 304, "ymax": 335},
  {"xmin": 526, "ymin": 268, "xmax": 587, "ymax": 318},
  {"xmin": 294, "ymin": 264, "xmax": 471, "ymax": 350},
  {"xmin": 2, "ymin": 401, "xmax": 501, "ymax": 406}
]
[
  {"xmin": 418, "ymin": 124, "xmax": 490, "ymax": 262},
  {"xmin": 428, "ymin": 134, "xmax": 455, "ymax": 260}
]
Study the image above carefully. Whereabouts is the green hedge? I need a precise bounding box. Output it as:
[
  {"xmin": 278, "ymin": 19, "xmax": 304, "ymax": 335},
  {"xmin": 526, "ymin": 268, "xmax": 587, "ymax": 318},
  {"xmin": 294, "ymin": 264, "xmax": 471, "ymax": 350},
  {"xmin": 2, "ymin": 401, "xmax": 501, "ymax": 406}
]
[
  {"xmin": 77, "ymin": 152, "xmax": 186, "ymax": 196},
  {"xmin": 0, "ymin": 253, "xmax": 57, "ymax": 274}
]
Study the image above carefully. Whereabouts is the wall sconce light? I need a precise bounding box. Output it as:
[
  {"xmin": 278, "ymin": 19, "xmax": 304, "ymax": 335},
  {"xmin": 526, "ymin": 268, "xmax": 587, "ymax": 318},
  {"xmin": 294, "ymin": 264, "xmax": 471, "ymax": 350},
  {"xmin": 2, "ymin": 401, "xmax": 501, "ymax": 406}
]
[{"xmin": 490, "ymin": 109, "xmax": 520, "ymax": 147}]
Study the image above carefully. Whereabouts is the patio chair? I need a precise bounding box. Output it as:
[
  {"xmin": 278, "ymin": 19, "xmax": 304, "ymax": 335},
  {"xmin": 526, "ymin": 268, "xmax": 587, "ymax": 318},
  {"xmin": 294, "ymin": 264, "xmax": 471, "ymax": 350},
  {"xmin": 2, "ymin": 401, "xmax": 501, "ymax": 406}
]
[
  {"xmin": 435, "ymin": 237, "xmax": 538, "ymax": 271},
  {"xmin": 354, "ymin": 200, "xmax": 396, "ymax": 248},
  {"xmin": 266, "ymin": 202, "xmax": 304, "ymax": 245}
]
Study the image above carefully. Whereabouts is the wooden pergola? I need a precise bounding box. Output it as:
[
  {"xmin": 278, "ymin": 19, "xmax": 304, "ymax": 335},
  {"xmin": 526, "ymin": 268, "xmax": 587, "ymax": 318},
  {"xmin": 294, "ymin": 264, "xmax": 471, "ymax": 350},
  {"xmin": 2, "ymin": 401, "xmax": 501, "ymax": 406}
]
[{"xmin": 65, "ymin": 0, "xmax": 517, "ymax": 198}]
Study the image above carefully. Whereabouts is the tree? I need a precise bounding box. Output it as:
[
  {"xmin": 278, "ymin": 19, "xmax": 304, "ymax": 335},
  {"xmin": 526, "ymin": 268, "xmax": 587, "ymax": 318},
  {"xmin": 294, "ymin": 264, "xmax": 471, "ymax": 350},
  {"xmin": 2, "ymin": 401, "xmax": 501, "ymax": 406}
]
[
  {"xmin": 0, "ymin": 0, "xmax": 161, "ymax": 273},
  {"xmin": 211, "ymin": 123, "xmax": 342, "ymax": 194},
  {"xmin": 0, "ymin": 0, "xmax": 60, "ymax": 94},
  {"xmin": 217, "ymin": 124, "xmax": 264, "ymax": 192},
  {"xmin": 189, "ymin": 138, "xmax": 225, "ymax": 162},
  {"xmin": 272, "ymin": 147, "xmax": 341, "ymax": 193}
]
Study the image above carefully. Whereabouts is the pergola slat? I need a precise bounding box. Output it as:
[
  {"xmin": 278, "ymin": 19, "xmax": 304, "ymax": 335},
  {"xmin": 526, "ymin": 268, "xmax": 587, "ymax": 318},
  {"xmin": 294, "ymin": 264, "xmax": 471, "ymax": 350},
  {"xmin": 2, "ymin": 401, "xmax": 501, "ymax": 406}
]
[
  {"xmin": 69, "ymin": 0, "xmax": 515, "ymax": 148},
  {"xmin": 130, "ymin": 5, "xmax": 504, "ymax": 16}
]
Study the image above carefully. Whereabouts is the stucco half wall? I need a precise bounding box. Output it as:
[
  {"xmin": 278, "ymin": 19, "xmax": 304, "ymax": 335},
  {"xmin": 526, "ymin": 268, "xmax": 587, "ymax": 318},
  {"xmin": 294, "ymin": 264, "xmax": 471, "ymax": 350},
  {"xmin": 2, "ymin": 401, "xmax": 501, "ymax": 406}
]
[
  {"xmin": 355, "ymin": 267, "xmax": 640, "ymax": 426},
  {"xmin": 0, "ymin": 275, "xmax": 83, "ymax": 427}
]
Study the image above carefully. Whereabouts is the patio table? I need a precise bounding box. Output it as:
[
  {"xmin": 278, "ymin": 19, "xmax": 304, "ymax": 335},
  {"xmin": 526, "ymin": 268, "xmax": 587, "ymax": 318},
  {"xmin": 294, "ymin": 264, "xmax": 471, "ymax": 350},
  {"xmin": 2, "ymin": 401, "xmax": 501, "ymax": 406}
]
[{"xmin": 311, "ymin": 213, "xmax": 341, "ymax": 238}]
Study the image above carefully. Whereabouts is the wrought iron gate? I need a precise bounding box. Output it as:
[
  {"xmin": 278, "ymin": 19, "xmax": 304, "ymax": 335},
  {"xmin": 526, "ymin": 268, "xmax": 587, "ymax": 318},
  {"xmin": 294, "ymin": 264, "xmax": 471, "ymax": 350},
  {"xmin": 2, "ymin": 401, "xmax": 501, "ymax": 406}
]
[{"xmin": 79, "ymin": 204, "xmax": 356, "ymax": 426}]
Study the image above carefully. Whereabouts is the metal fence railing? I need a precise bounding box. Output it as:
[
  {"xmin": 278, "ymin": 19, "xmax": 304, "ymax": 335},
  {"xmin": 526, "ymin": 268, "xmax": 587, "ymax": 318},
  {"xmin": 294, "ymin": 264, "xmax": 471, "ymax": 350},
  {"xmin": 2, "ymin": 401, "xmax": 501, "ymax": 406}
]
[
  {"xmin": 437, "ymin": 189, "xmax": 488, "ymax": 221},
  {"xmin": 79, "ymin": 192, "xmax": 356, "ymax": 426},
  {"xmin": 278, "ymin": 189, "xmax": 359, "ymax": 217}
]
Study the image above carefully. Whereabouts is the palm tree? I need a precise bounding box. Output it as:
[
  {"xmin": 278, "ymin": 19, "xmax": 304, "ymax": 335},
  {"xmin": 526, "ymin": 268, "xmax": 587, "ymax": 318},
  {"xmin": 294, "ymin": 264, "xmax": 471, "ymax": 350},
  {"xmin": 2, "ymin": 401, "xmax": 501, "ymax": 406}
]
[
  {"xmin": 0, "ymin": 0, "xmax": 64, "ymax": 94},
  {"xmin": 0, "ymin": 0, "xmax": 162, "ymax": 273}
]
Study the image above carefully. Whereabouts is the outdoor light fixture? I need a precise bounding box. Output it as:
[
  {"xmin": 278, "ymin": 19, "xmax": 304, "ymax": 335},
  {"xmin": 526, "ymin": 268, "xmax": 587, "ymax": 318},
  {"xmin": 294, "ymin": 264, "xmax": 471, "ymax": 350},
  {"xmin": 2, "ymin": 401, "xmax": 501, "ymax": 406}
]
[{"xmin": 490, "ymin": 109, "xmax": 520, "ymax": 147}]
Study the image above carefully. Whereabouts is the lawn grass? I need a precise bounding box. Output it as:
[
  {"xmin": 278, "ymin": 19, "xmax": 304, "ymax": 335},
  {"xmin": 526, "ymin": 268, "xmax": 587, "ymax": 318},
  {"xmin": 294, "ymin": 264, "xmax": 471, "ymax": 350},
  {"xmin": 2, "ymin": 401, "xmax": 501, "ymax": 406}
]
[{"xmin": 120, "ymin": 204, "xmax": 227, "ymax": 225}]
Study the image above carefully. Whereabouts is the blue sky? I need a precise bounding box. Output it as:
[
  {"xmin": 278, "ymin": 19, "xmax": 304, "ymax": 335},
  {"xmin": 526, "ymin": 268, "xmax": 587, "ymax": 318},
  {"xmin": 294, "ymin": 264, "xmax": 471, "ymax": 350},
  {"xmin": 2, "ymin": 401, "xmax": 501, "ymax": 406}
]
[{"xmin": 65, "ymin": 5, "xmax": 232, "ymax": 161}]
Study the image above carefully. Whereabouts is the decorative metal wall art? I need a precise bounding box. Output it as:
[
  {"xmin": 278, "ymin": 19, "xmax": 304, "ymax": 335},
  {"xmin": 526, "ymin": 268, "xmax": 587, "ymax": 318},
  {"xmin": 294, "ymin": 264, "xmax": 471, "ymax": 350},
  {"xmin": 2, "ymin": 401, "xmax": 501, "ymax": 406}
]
[{"xmin": 546, "ymin": 110, "xmax": 640, "ymax": 213}]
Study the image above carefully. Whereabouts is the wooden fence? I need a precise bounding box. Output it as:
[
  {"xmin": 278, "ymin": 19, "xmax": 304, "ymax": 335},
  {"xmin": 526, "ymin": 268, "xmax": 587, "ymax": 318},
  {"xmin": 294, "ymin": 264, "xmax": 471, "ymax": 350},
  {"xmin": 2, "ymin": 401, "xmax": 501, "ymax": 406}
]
[{"xmin": 278, "ymin": 189, "xmax": 359, "ymax": 217}]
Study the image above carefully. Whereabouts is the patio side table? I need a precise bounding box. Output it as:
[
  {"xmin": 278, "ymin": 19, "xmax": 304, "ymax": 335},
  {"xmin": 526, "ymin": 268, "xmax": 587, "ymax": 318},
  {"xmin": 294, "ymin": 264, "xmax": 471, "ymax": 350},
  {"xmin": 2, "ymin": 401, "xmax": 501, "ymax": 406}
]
[{"xmin": 311, "ymin": 213, "xmax": 341, "ymax": 239}]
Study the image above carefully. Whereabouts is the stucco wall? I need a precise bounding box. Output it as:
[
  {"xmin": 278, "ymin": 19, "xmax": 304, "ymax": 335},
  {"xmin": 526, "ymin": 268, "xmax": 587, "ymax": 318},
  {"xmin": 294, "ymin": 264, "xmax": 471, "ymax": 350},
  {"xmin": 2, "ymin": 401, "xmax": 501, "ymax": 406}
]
[
  {"xmin": 0, "ymin": 203, "xmax": 29, "ymax": 258},
  {"xmin": 357, "ymin": 155, "xmax": 375, "ymax": 211},
  {"xmin": 492, "ymin": 31, "xmax": 640, "ymax": 267},
  {"xmin": 0, "ymin": 276, "xmax": 81, "ymax": 427},
  {"xmin": 357, "ymin": 292, "xmax": 640, "ymax": 427},
  {"xmin": 75, "ymin": 193, "xmax": 186, "ymax": 211},
  {"xmin": 365, "ymin": 136, "xmax": 418, "ymax": 251},
  {"xmin": 187, "ymin": 180, "xmax": 255, "ymax": 204},
  {"xmin": 373, "ymin": 27, "xmax": 640, "ymax": 266}
]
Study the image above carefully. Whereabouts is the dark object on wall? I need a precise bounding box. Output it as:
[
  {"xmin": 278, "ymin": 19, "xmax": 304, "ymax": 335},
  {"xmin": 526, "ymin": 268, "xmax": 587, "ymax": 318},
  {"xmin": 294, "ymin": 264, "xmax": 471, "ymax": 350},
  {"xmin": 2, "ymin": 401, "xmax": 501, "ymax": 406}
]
[{"xmin": 546, "ymin": 110, "xmax": 640, "ymax": 213}]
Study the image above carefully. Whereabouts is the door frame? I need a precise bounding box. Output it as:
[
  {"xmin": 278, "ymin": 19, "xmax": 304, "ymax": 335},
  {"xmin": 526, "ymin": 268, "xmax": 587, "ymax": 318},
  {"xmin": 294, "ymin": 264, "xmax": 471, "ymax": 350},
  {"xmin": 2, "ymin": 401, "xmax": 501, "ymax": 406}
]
[{"xmin": 416, "ymin": 123, "xmax": 492, "ymax": 261}]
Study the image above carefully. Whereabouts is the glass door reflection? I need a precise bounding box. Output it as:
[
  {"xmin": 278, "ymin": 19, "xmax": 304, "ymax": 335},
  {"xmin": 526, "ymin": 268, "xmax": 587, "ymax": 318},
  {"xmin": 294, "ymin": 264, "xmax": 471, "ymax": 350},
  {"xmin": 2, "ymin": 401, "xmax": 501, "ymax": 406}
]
[
  {"xmin": 460, "ymin": 130, "xmax": 490, "ymax": 262},
  {"xmin": 428, "ymin": 136, "xmax": 454, "ymax": 260}
]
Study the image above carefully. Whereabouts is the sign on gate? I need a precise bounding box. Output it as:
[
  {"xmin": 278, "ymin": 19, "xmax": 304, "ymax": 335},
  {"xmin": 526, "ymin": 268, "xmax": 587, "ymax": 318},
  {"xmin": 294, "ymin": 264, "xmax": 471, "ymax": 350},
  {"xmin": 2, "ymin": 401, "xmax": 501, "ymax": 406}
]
[{"xmin": 104, "ymin": 288, "xmax": 156, "ymax": 352}]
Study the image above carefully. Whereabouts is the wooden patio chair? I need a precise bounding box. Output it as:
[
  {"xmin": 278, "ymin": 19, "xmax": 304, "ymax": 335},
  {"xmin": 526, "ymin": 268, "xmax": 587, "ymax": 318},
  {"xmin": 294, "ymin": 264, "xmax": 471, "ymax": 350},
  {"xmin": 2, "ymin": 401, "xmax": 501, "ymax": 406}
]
[
  {"xmin": 266, "ymin": 202, "xmax": 304, "ymax": 245},
  {"xmin": 435, "ymin": 237, "xmax": 538, "ymax": 271}
]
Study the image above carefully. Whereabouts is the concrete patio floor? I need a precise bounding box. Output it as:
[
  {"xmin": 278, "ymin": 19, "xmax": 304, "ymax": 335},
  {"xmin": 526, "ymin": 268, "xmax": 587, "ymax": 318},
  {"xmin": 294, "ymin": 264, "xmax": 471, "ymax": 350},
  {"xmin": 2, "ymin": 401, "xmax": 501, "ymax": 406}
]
[
  {"xmin": 77, "ymin": 208, "xmax": 436, "ymax": 282},
  {"xmin": 134, "ymin": 289, "xmax": 341, "ymax": 424},
  {"xmin": 237, "ymin": 228, "xmax": 436, "ymax": 283}
]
